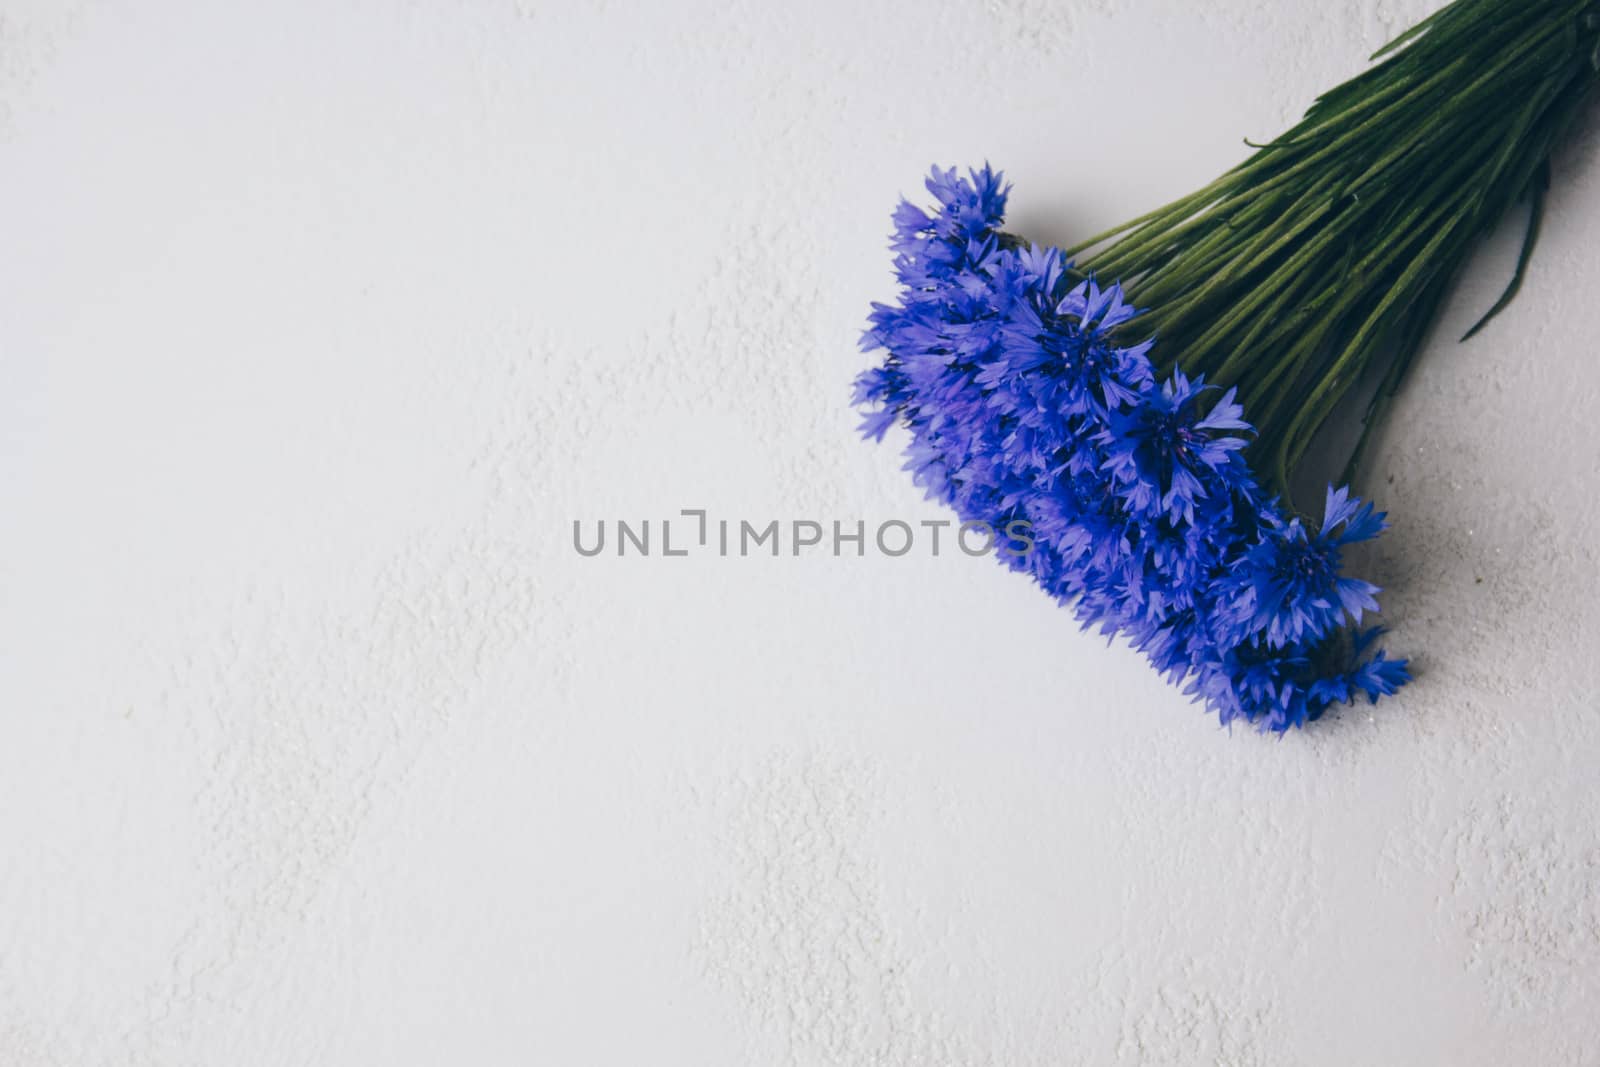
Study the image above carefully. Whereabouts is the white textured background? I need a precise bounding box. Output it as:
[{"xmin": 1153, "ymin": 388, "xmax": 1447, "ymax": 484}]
[{"xmin": 3, "ymin": 1, "xmax": 1599, "ymax": 1063}]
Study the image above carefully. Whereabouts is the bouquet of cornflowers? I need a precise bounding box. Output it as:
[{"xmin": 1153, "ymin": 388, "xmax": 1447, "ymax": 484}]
[{"xmin": 854, "ymin": 0, "xmax": 1600, "ymax": 732}]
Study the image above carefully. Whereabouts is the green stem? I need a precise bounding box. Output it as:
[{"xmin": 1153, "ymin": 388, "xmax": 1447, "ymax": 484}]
[{"xmin": 1064, "ymin": 0, "xmax": 1600, "ymax": 506}]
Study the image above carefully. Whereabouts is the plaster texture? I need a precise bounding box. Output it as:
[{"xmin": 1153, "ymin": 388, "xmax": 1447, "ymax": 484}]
[{"xmin": 2, "ymin": 1, "xmax": 1599, "ymax": 1063}]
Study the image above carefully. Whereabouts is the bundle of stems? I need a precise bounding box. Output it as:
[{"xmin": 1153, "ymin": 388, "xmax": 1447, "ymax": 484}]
[{"xmin": 1064, "ymin": 0, "xmax": 1600, "ymax": 500}]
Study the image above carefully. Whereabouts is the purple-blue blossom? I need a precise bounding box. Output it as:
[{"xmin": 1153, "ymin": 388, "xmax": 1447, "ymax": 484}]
[{"xmin": 853, "ymin": 164, "xmax": 1409, "ymax": 733}]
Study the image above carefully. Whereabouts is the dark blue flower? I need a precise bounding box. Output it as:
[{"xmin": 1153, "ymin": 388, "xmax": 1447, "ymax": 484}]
[
  {"xmin": 923, "ymin": 164, "xmax": 1009, "ymax": 244},
  {"xmin": 1307, "ymin": 628, "xmax": 1412, "ymax": 707},
  {"xmin": 995, "ymin": 292, "xmax": 1153, "ymax": 418},
  {"xmin": 1057, "ymin": 278, "xmax": 1141, "ymax": 338},
  {"xmin": 1098, "ymin": 371, "xmax": 1252, "ymax": 525},
  {"xmin": 1213, "ymin": 485, "xmax": 1385, "ymax": 649},
  {"xmin": 1191, "ymin": 626, "xmax": 1412, "ymax": 732}
]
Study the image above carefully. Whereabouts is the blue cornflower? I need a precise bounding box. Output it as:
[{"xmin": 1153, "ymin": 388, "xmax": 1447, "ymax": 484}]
[
  {"xmin": 1024, "ymin": 467, "xmax": 1134, "ymax": 587},
  {"xmin": 1099, "ymin": 371, "xmax": 1252, "ymax": 525},
  {"xmin": 922, "ymin": 164, "xmax": 1009, "ymax": 243},
  {"xmin": 1194, "ymin": 640, "xmax": 1316, "ymax": 731},
  {"xmin": 1057, "ymin": 278, "xmax": 1140, "ymax": 338},
  {"xmin": 1306, "ymin": 628, "xmax": 1412, "ymax": 708},
  {"xmin": 998, "ymin": 279, "xmax": 1152, "ymax": 415},
  {"xmin": 1215, "ymin": 486, "xmax": 1386, "ymax": 649},
  {"xmin": 1191, "ymin": 626, "xmax": 1412, "ymax": 732}
]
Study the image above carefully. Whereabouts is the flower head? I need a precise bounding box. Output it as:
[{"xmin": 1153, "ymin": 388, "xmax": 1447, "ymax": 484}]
[
  {"xmin": 1215, "ymin": 485, "xmax": 1386, "ymax": 649},
  {"xmin": 996, "ymin": 288, "xmax": 1153, "ymax": 419},
  {"xmin": 1191, "ymin": 626, "xmax": 1412, "ymax": 733},
  {"xmin": 1099, "ymin": 371, "xmax": 1252, "ymax": 525},
  {"xmin": 922, "ymin": 164, "xmax": 1009, "ymax": 244}
]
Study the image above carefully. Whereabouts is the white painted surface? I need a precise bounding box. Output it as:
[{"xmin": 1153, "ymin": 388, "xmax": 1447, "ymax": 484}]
[{"xmin": 3, "ymin": 1, "xmax": 1599, "ymax": 1063}]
